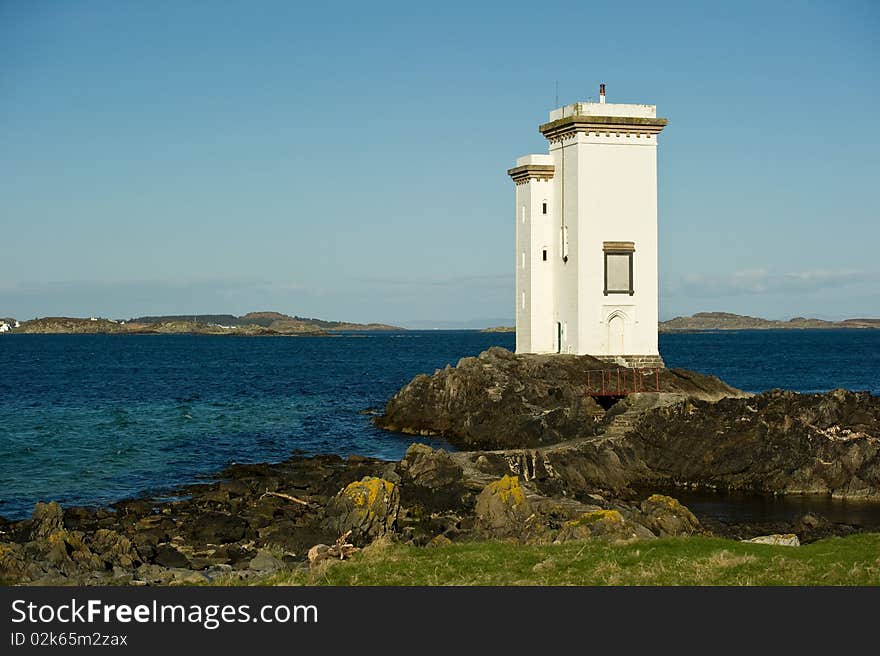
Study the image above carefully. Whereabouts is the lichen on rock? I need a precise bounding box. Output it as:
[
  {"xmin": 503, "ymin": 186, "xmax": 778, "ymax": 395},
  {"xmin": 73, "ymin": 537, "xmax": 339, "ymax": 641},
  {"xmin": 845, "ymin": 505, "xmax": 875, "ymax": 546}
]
[
  {"xmin": 638, "ymin": 494, "xmax": 701, "ymax": 537},
  {"xmin": 322, "ymin": 477, "xmax": 400, "ymax": 545},
  {"xmin": 555, "ymin": 508, "xmax": 655, "ymax": 543},
  {"xmin": 474, "ymin": 475, "xmax": 534, "ymax": 538}
]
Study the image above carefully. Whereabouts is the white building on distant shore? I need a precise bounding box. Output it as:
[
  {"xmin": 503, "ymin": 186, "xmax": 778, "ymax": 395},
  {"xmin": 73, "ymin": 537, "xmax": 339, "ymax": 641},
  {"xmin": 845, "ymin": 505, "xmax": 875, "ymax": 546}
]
[{"xmin": 508, "ymin": 84, "xmax": 667, "ymax": 367}]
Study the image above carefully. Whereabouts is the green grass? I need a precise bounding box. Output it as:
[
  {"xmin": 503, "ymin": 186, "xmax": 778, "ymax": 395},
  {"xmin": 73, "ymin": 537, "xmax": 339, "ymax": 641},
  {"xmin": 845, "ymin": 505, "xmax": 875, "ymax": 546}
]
[{"xmin": 240, "ymin": 534, "xmax": 880, "ymax": 586}]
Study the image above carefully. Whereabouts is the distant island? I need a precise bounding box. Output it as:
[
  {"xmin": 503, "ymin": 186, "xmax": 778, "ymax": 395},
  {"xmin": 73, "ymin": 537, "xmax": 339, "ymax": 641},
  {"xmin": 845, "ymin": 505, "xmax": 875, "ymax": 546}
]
[
  {"xmin": 0, "ymin": 311, "xmax": 402, "ymax": 336},
  {"xmin": 659, "ymin": 312, "xmax": 880, "ymax": 332},
  {"xmin": 477, "ymin": 312, "xmax": 880, "ymax": 335}
]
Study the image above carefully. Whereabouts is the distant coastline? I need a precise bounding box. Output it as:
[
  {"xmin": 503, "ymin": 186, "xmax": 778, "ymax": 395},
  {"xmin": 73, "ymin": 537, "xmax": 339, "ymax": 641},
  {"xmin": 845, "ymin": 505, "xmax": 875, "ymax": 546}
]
[
  {"xmin": 477, "ymin": 312, "xmax": 880, "ymax": 335},
  {"xmin": 659, "ymin": 312, "xmax": 880, "ymax": 333},
  {"xmin": 0, "ymin": 311, "xmax": 403, "ymax": 336},
  {"xmin": 4, "ymin": 311, "xmax": 880, "ymax": 336}
]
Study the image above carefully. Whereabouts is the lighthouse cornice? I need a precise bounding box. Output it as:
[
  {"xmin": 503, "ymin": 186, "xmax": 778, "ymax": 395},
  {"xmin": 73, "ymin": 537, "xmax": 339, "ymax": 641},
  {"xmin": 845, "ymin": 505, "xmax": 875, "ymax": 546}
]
[
  {"xmin": 507, "ymin": 164, "xmax": 555, "ymax": 185},
  {"xmin": 539, "ymin": 115, "xmax": 668, "ymax": 142}
]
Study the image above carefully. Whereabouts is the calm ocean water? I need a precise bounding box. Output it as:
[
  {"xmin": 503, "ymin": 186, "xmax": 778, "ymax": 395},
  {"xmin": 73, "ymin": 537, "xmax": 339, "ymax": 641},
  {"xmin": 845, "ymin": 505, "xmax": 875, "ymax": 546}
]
[{"xmin": 1, "ymin": 329, "xmax": 878, "ymax": 520}]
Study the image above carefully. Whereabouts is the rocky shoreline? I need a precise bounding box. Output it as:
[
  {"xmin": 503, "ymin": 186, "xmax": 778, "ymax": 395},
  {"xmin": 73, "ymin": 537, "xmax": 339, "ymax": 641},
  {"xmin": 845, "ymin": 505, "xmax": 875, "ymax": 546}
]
[{"xmin": 2, "ymin": 347, "xmax": 879, "ymax": 586}]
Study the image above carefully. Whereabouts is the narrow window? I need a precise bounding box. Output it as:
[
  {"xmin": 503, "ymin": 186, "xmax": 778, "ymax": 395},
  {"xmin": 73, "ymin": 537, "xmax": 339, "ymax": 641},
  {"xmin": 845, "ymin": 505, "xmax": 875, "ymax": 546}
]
[
  {"xmin": 521, "ymin": 251, "xmax": 526, "ymax": 268},
  {"xmin": 521, "ymin": 206, "xmax": 526, "ymax": 224},
  {"xmin": 542, "ymin": 202, "xmax": 548, "ymax": 215},
  {"xmin": 521, "ymin": 292, "xmax": 526, "ymax": 309},
  {"xmin": 542, "ymin": 249, "xmax": 547, "ymax": 261},
  {"xmin": 603, "ymin": 241, "xmax": 635, "ymax": 295}
]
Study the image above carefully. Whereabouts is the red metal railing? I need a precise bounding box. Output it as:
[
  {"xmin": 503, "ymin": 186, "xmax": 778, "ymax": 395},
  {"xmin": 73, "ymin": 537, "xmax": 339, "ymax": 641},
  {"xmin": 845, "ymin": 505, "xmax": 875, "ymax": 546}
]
[{"xmin": 585, "ymin": 368, "xmax": 661, "ymax": 397}]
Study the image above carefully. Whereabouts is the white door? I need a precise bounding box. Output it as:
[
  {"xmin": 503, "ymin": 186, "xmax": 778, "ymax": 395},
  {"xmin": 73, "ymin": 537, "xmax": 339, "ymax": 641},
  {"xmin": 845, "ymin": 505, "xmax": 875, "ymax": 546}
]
[{"xmin": 608, "ymin": 315, "xmax": 625, "ymax": 354}]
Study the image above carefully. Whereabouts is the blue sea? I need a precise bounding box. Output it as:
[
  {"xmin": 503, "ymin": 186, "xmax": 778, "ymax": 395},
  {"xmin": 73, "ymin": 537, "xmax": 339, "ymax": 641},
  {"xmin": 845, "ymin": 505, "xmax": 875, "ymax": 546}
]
[{"xmin": 1, "ymin": 329, "xmax": 879, "ymax": 520}]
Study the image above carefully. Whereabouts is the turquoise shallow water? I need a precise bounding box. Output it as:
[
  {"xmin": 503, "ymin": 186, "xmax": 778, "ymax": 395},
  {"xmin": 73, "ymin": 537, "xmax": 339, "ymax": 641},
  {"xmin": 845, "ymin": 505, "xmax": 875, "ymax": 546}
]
[{"xmin": 0, "ymin": 329, "xmax": 878, "ymax": 520}]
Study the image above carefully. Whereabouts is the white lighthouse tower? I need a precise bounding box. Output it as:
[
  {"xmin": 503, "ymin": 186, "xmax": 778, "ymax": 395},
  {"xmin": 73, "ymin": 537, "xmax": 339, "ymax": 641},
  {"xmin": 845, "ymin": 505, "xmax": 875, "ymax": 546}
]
[{"xmin": 508, "ymin": 84, "xmax": 667, "ymax": 367}]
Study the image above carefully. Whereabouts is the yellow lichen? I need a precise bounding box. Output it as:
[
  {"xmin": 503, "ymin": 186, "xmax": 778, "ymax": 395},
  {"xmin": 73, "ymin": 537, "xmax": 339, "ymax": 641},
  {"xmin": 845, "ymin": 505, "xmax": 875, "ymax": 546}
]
[
  {"xmin": 343, "ymin": 477, "xmax": 395, "ymax": 508},
  {"xmin": 487, "ymin": 475, "xmax": 526, "ymax": 506},
  {"xmin": 564, "ymin": 509, "xmax": 624, "ymax": 527},
  {"xmin": 647, "ymin": 494, "xmax": 684, "ymax": 511}
]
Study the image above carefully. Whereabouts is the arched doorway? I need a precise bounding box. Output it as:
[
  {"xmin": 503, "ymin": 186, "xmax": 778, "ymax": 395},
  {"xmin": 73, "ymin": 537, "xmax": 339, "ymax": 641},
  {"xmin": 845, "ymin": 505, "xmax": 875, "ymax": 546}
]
[{"xmin": 608, "ymin": 314, "xmax": 625, "ymax": 354}]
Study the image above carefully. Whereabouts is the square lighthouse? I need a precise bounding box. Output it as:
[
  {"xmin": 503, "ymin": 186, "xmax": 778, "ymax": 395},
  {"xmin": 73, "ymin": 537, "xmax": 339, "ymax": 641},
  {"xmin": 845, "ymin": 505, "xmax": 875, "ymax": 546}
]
[{"xmin": 507, "ymin": 84, "xmax": 667, "ymax": 368}]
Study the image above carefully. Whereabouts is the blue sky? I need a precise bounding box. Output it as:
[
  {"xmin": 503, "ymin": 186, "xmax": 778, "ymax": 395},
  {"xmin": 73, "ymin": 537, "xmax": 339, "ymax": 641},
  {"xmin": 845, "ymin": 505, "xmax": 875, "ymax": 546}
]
[{"xmin": 1, "ymin": 1, "xmax": 878, "ymax": 327}]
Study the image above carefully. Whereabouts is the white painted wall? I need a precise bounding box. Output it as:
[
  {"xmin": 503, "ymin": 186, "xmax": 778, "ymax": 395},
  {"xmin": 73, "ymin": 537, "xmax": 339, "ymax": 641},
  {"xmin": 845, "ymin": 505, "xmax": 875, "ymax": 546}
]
[
  {"xmin": 576, "ymin": 130, "xmax": 659, "ymax": 357},
  {"xmin": 549, "ymin": 102, "xmax": 656, "ymax": 121},
  {"xmin": 514, "ymin": 155, "xmax": 555, "ymax": 354}
]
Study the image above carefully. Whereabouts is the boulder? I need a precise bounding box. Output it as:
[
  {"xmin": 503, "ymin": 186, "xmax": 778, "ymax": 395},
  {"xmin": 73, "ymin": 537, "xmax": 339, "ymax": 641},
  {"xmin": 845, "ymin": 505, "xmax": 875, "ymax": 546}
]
[
  {"xmin": 0, "ymin": 542, "xmax": 39, "ymax": 582},
  {"xmin": 89, "ymin": 529, "xmax": 138, "ymax": 569},
  {"xmin": 554, "ymin": 509, "xmax": 655, "ymax": 543},
  {"xmin": 743, "ymin": 533, "xmax": 801, "ymax": 547},
  {"xmin": 637, "ymin": 494, "xmax": 701, "ymax": 537},
  {"xmin": 322, "ymin": 477, "xmax": 400, "ymax": 545},
  {"xmin": 113, "ymin": 499, "xmax": 154, "ymax": 518},
  {"xmin": 248, "ymin": 549, "xmax": 285, "ymax": 573},
  {"xmin": 426, "ymin": 534, "xmax": 453, "ymax": 548},
  {"xmin": 399, "ymin": 444, "xmax": 463, "ymax": 489},
  {"xmin": 153, "ymin": 544, "xmax": 191, "ymax": 568},
  {"xmin": 474, "ymin": 475, "xmax": 534, "ymax": 538}
]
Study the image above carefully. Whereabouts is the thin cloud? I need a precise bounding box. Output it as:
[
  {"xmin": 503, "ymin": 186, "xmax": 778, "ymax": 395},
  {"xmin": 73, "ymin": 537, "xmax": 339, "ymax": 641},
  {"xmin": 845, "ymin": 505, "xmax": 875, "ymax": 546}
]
[
  {"xmin": 356, "ymin": 273, "xmax": 512, "ymax": 290},
  {"xmin": 669, "ymin": 269, "xmax": 880, "ymax": 298}
]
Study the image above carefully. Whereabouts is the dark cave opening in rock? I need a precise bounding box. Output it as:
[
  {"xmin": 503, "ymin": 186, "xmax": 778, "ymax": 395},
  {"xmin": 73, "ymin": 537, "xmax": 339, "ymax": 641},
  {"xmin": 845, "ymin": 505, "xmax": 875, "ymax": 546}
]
[{"xmin": 594, "ymin": 396, "xmax": 624, "ymax": 411}]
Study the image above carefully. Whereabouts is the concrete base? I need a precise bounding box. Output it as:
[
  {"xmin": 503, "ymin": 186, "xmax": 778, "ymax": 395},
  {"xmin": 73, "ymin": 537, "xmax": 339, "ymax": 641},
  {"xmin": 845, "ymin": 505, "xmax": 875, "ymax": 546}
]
[{"xmin": 593, "ymin": 354, "xmax": 666, "ymax": 369}]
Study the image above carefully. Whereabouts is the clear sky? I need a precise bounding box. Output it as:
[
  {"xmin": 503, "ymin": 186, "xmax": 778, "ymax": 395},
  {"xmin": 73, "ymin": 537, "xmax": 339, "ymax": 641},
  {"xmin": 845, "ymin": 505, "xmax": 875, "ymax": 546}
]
[{"xmin": 1, "ymin": 1, "xmax": 878, "ymax": 327}]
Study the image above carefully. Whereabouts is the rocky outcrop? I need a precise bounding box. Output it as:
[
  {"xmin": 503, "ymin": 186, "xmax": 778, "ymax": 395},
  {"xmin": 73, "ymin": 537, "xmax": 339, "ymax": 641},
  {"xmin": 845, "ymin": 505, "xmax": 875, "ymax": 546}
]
[
  {"xmin": 442, "ymin": 388, "xmax": 880, "ymax": 507},
  {"xmin": 0, "ymin": 454, "xmax": 394, "ymax": 585},
  {"xmin": 375, "ymin": 347, "xmax": 744, "ymax": 450},
  {"xmin": 377, "ymin": 349, "xmax": 879, "ymax": 500},
  {"xmin": 626, "ymin": 389, "xmax": 880, "ymax": 497},
  {"xmin": 0, "ymin": 436, "xmax": 873, "ymax": 585}
]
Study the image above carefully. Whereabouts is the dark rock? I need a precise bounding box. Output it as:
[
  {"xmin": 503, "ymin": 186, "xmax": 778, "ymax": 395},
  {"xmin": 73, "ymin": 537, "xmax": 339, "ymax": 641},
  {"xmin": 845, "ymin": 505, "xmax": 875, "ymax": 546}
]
[
  {"xmin": 153, "ymin": 544, "xmax": 190, "ymax": 569},
  {"xmin": 63, "ymin": 507, "xmax": 98, "ymax": 531},
  {"xmin": 627, "ymin": 389, "xmax": 880, "ymax": 497},
  {"xmin": 188, "ymin": 512, "xmax": 247, "ymax": 544},
  {"xmin": 449, "ymin": 389, "xmax": 880, "ymax": 502},
  {"xmin": 113, "ymin": 499, "xmax": 153, "ymax": 518},
  {"xmin": 399, "ymin": 443, "xmax": 463, "ymax": 489},
  {"xmin": 31, "ymin": 502, "xmax": 64, "ymax": 541}
]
